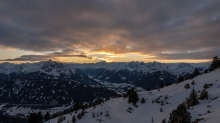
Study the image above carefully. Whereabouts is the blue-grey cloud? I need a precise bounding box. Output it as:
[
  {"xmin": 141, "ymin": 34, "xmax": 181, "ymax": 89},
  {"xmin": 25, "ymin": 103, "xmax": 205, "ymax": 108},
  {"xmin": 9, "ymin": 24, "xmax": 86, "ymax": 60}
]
[{"xmin": 0, "ymin": 0, "xmax": 220, "ymax": 60}]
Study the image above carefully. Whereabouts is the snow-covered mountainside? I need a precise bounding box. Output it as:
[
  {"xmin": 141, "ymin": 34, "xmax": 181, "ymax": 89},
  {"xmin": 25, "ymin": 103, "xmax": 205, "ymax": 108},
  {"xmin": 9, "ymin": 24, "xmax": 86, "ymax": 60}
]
[
  {"xmin": 0, "ymin": 60, "xmax": 209, "ymax": 105},
  {"xmin": 68, "ymin": 61, "xmax": 209, "ymax": 89},
  {"xmin": 0, "ymin": 60, "xmax": 117, "ymax": 104},
  {"xmin": 45, "ymin": 69, "xmax": 220, "ymax": 123},
  {"xmin": 67, "ymin": 61, "xmax": 209, "ymax": 77}
]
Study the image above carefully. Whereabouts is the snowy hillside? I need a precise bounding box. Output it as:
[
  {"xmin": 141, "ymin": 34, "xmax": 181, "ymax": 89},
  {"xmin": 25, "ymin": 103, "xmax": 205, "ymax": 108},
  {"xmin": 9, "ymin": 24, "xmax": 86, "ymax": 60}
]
[{"xmin": 45, "ymin": 69, "xmax": 220, "ymax": 123}]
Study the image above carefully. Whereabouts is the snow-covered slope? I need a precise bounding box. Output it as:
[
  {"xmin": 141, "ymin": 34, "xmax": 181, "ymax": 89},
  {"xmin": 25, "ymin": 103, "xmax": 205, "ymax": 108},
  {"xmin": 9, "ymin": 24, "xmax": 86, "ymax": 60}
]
[{"xmin": 45, "ymin": 69, "xmax": 220, "ymax": 123}]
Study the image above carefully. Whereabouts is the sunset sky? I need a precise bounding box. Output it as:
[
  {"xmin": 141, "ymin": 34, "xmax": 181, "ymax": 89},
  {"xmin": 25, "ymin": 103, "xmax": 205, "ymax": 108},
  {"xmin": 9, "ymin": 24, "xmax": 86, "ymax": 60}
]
[{"xmin": 0, "ymin": 0, "xmax": 220, "ymax": 63}]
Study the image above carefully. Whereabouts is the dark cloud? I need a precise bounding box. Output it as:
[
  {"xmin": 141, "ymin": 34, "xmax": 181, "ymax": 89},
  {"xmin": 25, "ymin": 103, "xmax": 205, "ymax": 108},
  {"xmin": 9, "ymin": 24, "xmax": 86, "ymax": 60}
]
[
  {"xmin": 0, "ymin": 0, "xmax": 220, "ymax": 60},
  {"xmin": 0, "ymin": 50, "xmax": 93, "ymax": 61}
]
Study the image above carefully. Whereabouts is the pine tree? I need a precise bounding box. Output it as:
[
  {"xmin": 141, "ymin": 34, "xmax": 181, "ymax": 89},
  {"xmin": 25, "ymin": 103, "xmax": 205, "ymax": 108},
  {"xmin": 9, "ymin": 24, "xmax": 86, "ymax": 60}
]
[
  {"xmin": 166, "ymin": 82, "xmax": 172, "ymax": 86},
  {"xmin": 52, "ymin": 113, "xmax": 57, "ymax": 118},
  {"xmin": 186, "ymin": 87, "xmax": 199, "ymax": 106},
  {"xmin": 28, "ymin": 113, "xmax": 37, "ymax": 123},
  {"xmin": 160, "ymin": 83, "xmax": 164, "ymax": 88},
  {"xmin": 74, "ymin": 100, "xmax": 80, "ymax": 110},
  {"xmin": 72, "ymin": 115, "xmax": 77, "ymax": 123},
  {"xmin": 126, "ymin": 88, "xmax": 139, "ymax": 105},
  {"xmin": 140, "ymin": 97, "xmax": 145, "ymax": 104},
  {"xmin": 84, "ymin": 103, "xmax": 88, "ymax": 109},
  {"xmin": 64, "ymin": 110, "xmax": 68, "ymax": 114},
  {"xmin": 193, "ymin": 68, "xmax": 200, "ymax": 76},
  {"xmin": 125, "ymin": 88, "xmax": 134, "ymax": 98},
  {"xmin": 191, "ymin": 80, "xmax": 196, "ymax": 85},
  {"xmin": 199, "ymin": 89, "xmax": 208, "ymax": 100},
  {"xmin": 162, "ymin": 119, "xmax": 166, "ymax": 123},
  {"xmin": 168, "ymin": 103, "xmax": 191, "ymax": 123},
  {"xmin": 159, "ymin": 107, "xmax": 163, "ymax": 112},
  {"xmin": 28, "ymin": 112, "xmax": 43, "ymax": 123},
  {"xmin": 128, "ymin": 91, "xmax": 139, "ymax": 105},
  {"xmin": 37, "ymin": 112, "xmax": 43, "ymax": 123},
  {"xmin": 203, "ymin": 83, "xmax": 209, "ymax": 89},
  {"xmin": 44, "ymin": 112, "xmax": 50, "ymax": 121},
  {"xmin": 77, "ymin": 113, "xmax": 82, "ymax": 119},
  {"xmin": 209, "ymin": 56, "xmax": 220, "ymax": 71},
  {"xmin": 177, "ymin": 76, "xmax": 184, "ymax": 84},
  {"xmin": 204, "ymin": 69, "xmax": 208, "ymax": 73}
]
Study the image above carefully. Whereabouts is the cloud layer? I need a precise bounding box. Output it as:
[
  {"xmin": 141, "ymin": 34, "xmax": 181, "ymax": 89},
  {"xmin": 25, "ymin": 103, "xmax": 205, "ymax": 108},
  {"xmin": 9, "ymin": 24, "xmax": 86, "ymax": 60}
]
[{"xmin": 0, "ymin": 0, "xmax": 220, "ymax": 61}]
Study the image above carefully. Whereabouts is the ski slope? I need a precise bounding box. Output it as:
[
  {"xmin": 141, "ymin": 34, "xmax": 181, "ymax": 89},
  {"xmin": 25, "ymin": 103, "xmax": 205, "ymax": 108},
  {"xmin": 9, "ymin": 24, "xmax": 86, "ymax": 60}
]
[{"xmin": 45, "ymin": 69, "xmax": 220, "ymax": 123}]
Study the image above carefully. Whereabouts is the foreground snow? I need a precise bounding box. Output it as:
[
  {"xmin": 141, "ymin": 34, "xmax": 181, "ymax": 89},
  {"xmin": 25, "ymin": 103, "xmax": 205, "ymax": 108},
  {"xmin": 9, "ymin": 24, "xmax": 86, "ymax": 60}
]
[{"xmin": 45, "ymin": 69, "xmax": 220, "ymax": 123}]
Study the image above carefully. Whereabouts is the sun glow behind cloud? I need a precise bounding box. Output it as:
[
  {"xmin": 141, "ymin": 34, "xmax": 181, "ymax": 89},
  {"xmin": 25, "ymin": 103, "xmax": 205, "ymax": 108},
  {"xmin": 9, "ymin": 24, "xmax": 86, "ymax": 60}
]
[
  {"xmin": 0, "ymin": 0, "xmax": 220, "ymax": 63},
  {"xmin": 0, "ymin": 48, "xmax": 211, "ymax": 63}
]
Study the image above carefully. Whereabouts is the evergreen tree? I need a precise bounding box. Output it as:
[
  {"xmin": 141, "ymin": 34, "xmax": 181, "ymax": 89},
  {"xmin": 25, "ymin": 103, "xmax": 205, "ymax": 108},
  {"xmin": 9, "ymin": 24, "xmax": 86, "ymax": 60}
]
[
  {"xmin": 84, "ymin": 103, "xmax": 88, "ymax": 109},
  {"xmin": 204, "ymin": 69, "xmax": 208, "ymax": 73},
  {"xmin": 203, "ymin": 83, "xmax": 209, "ymax": 89},
  {"xmin": 168, "ymin": 103, "xmax": 191, "ymax": 123},
  {"xmin": 28, "ymin": 113, "xmax": 38, "ymax": 123},
  {"xmin": 37, "ymin": 112, "xmax": 43, "ymax": 123},
  {"xmin": 52, "ymin": 113, "xmax": 57, "ymax": 118},
  {"xmin": 209, "ymin": 56, "xmax": 220, "ymax": 71},
  {"xmin": 94, "ymin": 98, "xmax": 104, "ymax": 105},
  {"xmin": 125, "ymin": 88, "xmax": 139, "ymax": 105},
  {"xmin": 77, "ymin": 113, "xmax": 82, "ymax": 119},
  {"xmin": 128, "ymin": 91, "xmax": 139, "ymax": 105},
  {"xmin": 64, "ymin": 110, "xmax": 68, "ymax": 114},
  {"xmin": 177, "ymin": 76, "xmax": 184, "ymax": 84},
  {"xmin": 188, "ymin": 74, "xmax": 195, "ymax": 79},
  {"xmin": 191, "ymin": 80, "xmax": 196, "ymax": 85},
  {"xmin": 166, "ymin": 82, "xmax": 172, "ymax": 86},
  {"xmin": 125, "ymin": 88, "xmax": 134, "ymax": 98},
  {"xmin": 105, "ymin": 97, "xmax": 110, "ymax": 101},
  {"xmin": 160, "ymin": 83, "xmax": 164, "ymax": 88},
  {"xmin": 162, "ymin": 119, "xmax": 166, "ymax": 123},
  {"xmin": 193, "ymin": 68, "xmax": 200, "ymax": 76},
  {"xmin": 186, "ymin": 87, "xmax": 199, "ymax": 106},
  {"xmin": 44, "ymin": 112, "xmax": 51, "ymax": 121},
  {"xmin": 74, "ymin": 100, "xmax": 80, "ymax": 110},
  {"xmin": 199, "ymin": 89, "xmax": 208, "ymax": 100},
  {"xmin": 140, "ymin": 97, "xmax": 145, "ymax": 104},
  {"xmin": 72, "ymin": 115, "xmax": 77, "ymax": 123}
]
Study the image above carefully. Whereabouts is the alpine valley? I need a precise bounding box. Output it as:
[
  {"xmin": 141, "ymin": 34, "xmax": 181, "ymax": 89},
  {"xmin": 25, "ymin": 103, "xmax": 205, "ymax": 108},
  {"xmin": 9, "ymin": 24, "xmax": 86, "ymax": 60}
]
[
  {"xmin": 0, "ymin": 60, "xmax": 209, "ymax": 104},
  {"xmin": 0, "ymin": 60, "xmax": 210, "ymax": 121}
]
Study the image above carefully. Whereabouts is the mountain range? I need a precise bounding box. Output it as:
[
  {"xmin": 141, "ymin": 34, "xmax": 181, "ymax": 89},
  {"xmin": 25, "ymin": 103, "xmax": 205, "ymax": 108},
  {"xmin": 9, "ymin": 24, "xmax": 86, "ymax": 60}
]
[{"xmin": 0, "ymin": 60, "xmax": 209, "ymax": 105}]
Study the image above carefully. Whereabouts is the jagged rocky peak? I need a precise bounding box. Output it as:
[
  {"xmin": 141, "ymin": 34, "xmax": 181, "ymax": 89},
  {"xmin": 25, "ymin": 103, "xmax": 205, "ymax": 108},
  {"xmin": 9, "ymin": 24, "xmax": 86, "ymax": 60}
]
[
  {"xmin": 41, "ymin": 59, "xmax": 65, "ymax": 72},
  {"xmin": 150, "ymin": 61, "xmax": 161, "ymax": 65},
  {"xmin": 128, "ymin": 61, "xmax": 144, "ymax": 68},
  {"xmin": 95, "ymin": 61, "xmax": 108, "ymax": 65}
]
